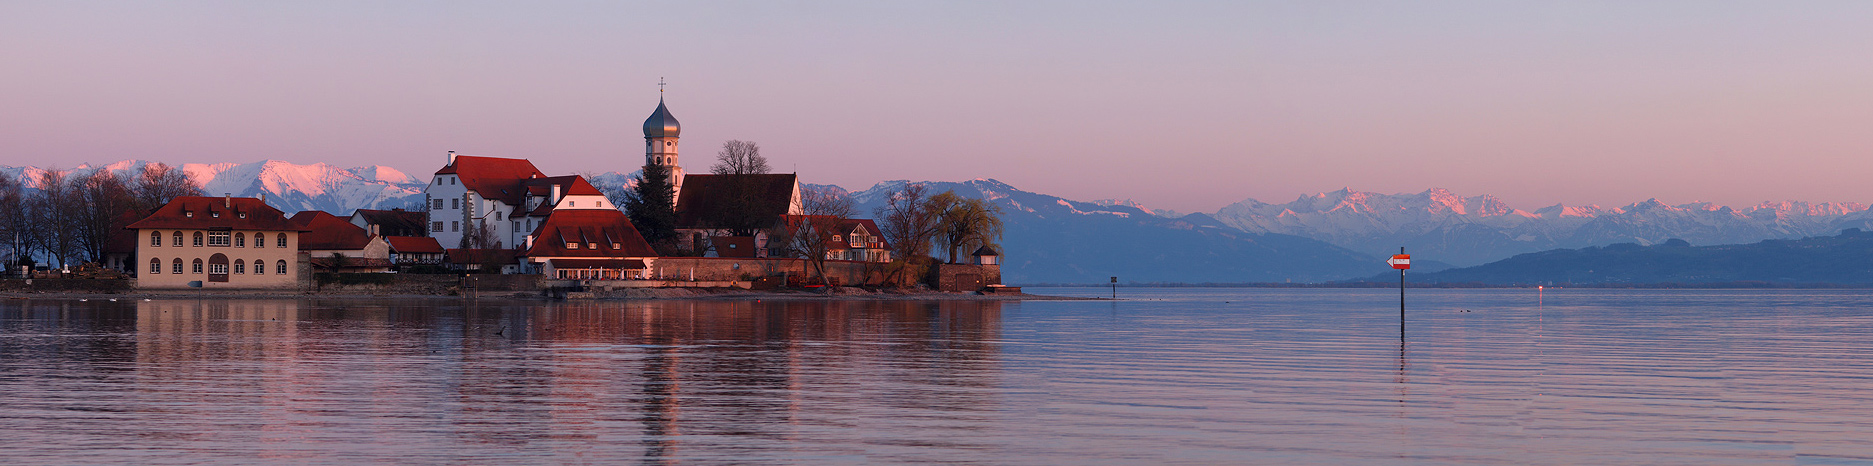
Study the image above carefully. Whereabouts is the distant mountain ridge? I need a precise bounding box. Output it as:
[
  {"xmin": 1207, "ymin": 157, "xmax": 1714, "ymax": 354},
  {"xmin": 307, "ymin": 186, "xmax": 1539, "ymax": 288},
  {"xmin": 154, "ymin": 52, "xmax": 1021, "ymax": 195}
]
[
  {"xmin": 1395, "ymin": 229, "xmax": 1873, "ymax": 286},
  {"xmin": 1, "ymin": 159, "xmax": 427, "ymax": 214},
  {"xmin": 1212, "ymin": 188, "xmax": 1873, "ymax": 266}
]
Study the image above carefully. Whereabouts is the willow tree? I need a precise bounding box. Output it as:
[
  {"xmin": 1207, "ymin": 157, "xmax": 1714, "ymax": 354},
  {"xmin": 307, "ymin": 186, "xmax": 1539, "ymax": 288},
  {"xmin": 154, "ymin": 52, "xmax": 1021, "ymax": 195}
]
[{"xmin": 936, "ymin": 196, "xmax": 1003, "ymax": 264}]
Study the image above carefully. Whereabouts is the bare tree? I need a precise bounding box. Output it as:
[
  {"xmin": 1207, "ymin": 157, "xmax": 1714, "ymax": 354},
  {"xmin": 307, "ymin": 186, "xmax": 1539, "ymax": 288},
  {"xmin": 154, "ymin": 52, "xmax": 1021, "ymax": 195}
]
[
  {"xmin": 0, "ymin": 175, "xmax": 23, "ymax": 268},
  {"xmin": 874, "ymin": 183, "xmax": 943, "ymax": 286},
  {"xmin": 786, "ymin": 186, "xmax": 853, "ymax": 285},
  {"xmin": 711, "ymin": 140, "xmax": 770, "ymax": 176},
  {"xmin": 936, "ymin": 196, "xmax": 1003, "ymax": 264},
  {"xmin": 29, "ymin": 169, "xmax": 80, "ymax": 268},
  {"xmin": 73, "ymin": 169, "xmax": 137, "ymax": 263},
  {"xmin": 133, "ymin": 162, "xmax": 202, "ymax": 210}
]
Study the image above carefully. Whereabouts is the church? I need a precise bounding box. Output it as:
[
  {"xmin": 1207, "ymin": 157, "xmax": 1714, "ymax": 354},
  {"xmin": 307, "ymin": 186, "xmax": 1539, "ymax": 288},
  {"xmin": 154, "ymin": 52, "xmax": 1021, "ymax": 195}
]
[{"xmin": 640, "ymin": 96, "xmax": 804, "ymax": 257}]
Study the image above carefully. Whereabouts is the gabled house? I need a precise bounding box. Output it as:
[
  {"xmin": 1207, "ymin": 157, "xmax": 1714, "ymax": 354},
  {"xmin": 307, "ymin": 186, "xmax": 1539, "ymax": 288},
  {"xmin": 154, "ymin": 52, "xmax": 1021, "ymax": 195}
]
[
  {"xmin": 292, "ymin": 211, "xmax": 392, "ymax": 273},
  {"xmin": 126, "ymin": 196, "xmax": 308, "ymax": 289},
  {"xmin": 778, "ymin": 216, "xmax": 892, "ymax": 263},
  {"xmin": 385, "ymin": 236, "xmax": 446, "ymax": 266},
  {"xmin": 521, "ymin": 209, "xmax": 659, "ymax": 280}
]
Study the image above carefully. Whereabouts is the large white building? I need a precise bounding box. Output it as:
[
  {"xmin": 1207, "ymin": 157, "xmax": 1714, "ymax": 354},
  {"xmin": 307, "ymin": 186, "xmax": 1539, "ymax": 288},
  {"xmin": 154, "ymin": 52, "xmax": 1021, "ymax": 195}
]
[{"xmin": 424, "ymin": 154, "xmax": 615, "ymax": 250}]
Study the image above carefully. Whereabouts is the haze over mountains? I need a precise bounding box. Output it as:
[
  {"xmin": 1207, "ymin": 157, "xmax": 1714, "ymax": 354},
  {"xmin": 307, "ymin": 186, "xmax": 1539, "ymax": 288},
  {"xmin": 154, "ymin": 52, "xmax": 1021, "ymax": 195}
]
[{"xmin": 9, "ymin": 159, "xmax": 1872, "ymax": 284}]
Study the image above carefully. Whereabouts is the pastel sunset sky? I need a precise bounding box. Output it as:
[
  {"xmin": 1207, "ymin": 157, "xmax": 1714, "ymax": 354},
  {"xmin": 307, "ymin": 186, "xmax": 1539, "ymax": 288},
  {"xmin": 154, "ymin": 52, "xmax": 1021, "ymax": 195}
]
[{"xmin": 3, "ymin": 1, "xmax": 1871, "ymax": 213}]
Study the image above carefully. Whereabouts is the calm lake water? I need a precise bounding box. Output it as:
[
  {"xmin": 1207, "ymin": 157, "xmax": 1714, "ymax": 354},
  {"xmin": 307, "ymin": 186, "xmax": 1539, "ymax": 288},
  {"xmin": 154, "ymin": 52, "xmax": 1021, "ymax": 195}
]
[{"xmin": 4, "ymin": 288, "xmax": 1873, "ymax": 464}]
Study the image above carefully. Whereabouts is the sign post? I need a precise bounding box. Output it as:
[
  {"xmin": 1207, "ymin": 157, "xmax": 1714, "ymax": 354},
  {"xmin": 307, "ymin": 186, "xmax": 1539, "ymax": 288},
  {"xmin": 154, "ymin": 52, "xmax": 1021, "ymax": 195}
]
[
  {"xmin": 1110, "ymin": 276, "xmax": 1117, "ymax": 300},
  {"xmin": 1388, "ymin": 249, "xmax": 1411, "ymax": 341}
]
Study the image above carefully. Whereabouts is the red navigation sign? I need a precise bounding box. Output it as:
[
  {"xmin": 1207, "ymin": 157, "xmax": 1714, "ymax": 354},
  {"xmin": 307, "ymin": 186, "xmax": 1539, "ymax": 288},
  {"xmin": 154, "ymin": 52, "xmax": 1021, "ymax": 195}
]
[{"xmin": 1388, "ymin": 254, "xmax": 1411, "ymax": 270}]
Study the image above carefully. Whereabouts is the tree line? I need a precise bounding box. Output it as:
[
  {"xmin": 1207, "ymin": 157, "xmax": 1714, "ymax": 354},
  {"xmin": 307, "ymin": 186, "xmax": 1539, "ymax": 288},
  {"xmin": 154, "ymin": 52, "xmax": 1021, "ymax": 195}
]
[{"xmin": 0, "ymin": 163, "xmax": 203, "ymax": 269}]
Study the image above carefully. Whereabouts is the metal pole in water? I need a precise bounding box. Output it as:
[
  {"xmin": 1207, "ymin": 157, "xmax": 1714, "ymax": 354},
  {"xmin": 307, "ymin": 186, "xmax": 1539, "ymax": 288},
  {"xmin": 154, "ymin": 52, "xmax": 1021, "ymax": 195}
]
[{"xmin": 1399, "ymin": 247, "xmax": 1405, "ymax": 342}]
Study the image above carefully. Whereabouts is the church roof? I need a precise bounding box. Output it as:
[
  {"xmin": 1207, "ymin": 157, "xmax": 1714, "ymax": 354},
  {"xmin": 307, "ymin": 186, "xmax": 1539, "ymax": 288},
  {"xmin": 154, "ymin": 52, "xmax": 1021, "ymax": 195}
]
[
  {"xmin": 643, "ymin": 99, "xmax": 681, "ymax": 138},
  {"xmin": 673, "ymin": 173, "xmax": 798, "ymax": 229}
]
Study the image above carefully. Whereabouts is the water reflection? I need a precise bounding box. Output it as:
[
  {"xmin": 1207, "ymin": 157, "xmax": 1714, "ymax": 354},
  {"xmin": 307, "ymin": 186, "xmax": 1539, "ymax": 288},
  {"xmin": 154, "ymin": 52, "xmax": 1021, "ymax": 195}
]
[{"xmin": 1, "ymin": 298, "xmax": 1003, "ymax": 464}]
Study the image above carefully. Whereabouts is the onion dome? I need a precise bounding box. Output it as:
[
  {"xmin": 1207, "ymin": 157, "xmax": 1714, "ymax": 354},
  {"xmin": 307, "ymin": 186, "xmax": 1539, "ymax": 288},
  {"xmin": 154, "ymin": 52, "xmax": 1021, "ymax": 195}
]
[{"xmin": 643, "ymin": 98, "xmax": 680, "ymax": 138}]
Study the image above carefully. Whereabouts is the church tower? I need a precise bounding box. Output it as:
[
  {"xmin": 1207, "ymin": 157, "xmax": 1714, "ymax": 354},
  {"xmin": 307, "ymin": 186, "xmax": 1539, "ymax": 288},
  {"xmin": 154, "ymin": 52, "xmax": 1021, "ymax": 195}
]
[{"xmin": 643, "ymin": 94, "xmax": 684, "ymax": 194}]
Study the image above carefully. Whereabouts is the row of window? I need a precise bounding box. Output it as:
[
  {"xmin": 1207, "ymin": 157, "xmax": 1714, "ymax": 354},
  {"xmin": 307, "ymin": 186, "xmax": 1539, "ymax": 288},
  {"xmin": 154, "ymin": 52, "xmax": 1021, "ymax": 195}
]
[
  {"xmin": 150, "ymin": 258, "xmax": 289, "ymax": 275},
  {"xmin": 149, "ymin": 231, "xmax": 287, "ymax": 248}
]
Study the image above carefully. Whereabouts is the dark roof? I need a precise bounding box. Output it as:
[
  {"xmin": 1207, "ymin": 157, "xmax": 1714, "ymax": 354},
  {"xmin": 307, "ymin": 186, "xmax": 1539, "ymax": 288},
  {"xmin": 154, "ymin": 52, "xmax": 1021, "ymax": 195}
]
[
  {"xmin": 434, "ymin": 155, "xmax": 546, "ymax": 205},
  {"xmin": 125, "ymin": 197, "xmax": 306, "ymax": 231},
  {"xmin": 549, "ymin": 258, "xmax": 647, "ymax": 269},
  {"xmin": 385, "ymin": 236, "xmax": 445, "ymax": 254},
  {"xmin": 292, "ymin": 211, "xmax": 374, "ymax": 251},
  {"xmin": 972, "ymin": 245, "xmax": 1000, "ymax": 256},
  {"xmin": 643, "ymin": 98, "xmax": 680, "ymax": 138},
  {"xmin": 351, "ymin": 209, "xmax": 427, "ymax": 236},
  {"xmin": 447, "ymin": 248, "xmax": 519, "ymax": 266},
  {"xmin": 674, "ymin": 173, "xmax": 798, "ymax": 229},
  {"xmin": 522, "ymin": 209, "xmax": 658, "ymax": 258}
]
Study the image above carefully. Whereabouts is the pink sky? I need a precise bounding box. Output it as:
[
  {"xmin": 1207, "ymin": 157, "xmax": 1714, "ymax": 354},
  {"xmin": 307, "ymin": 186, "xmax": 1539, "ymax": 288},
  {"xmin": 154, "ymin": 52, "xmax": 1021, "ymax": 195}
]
[{"xmin": 4, "ymin": 1, "xmax": 1872, "ymax": 213}]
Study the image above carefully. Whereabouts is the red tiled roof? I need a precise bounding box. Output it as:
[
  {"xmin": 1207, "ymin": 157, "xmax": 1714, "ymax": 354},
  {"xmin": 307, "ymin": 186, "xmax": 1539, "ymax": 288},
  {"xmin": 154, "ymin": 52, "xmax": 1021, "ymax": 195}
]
[
  {"xmin": 104, "ymin": 210, "xmax": 150, "ymax": 254},
  {"xmin": 385, "ymin": 236, "xmax": 445, "ymax": 254},
  {"xmin": 674, "ymin": 173, "xmax": 797, "ymax": 229},
  {"xmin": 522, "ymin": 209, "xmax": 658, "ymax": 258},
  {"xmin": 125, "ymin": 197, "xmax": 306, "ymax": 231},
  {"xmin": 780, "ymin": 216, "xmax": 891, "ymax": 250},
  {"xmin": 435, "ymin": 155, "xmax": 545, "ymax": 205},
  {"xmin": 292, "ymin": 211, "xmax": 373, "ymax": 251}
]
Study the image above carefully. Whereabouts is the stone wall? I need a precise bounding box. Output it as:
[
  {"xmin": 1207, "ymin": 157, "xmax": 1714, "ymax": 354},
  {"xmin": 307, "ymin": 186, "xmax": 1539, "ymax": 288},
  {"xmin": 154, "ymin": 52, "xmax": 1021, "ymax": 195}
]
[
  {"xmin": 936, "ymin": 264, "xmax": 1002, "ymax": 292},
  {"xmin": 0, "ymin": 279, "xmax": 133, "ymax": 293},
  {"xmin": 310, "ymin": 273, "xmax": 545, "ymax": 295},
  {"xmin": 648, "ymin": 257, "xmax": 898, "ymax": 286}
]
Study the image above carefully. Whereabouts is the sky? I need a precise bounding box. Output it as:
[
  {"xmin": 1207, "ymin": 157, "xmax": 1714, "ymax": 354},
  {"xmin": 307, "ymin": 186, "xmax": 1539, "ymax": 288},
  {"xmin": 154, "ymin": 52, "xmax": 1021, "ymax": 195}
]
[{"xmin": 4, "ymin": 1, "xmax": 1872, "ymax": 213}]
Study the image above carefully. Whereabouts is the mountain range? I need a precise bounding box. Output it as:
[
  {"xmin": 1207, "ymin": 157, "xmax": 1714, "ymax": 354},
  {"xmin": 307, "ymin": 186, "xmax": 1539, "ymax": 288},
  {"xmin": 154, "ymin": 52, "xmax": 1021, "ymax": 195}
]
[
  {"xmin": 7, "ymin": 159, "xmax": 1871, "ymax": 284},
  {"xmin": 1396, "ymin": 229, "xmax": 1873, "ymax": 286}
]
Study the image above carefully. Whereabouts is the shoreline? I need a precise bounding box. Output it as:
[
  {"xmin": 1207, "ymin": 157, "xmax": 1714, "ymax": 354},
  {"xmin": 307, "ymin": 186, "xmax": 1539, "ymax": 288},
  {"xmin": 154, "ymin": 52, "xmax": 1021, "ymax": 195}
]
[{"xmin": 0, "ymin": 287, "xmax": 1104, "ymax": 302}]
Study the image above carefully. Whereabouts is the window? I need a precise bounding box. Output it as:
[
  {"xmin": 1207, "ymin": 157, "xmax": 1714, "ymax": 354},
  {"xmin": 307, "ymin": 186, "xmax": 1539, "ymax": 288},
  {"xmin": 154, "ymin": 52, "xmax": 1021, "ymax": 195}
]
[
  {"xmin": 234, "ymin": 233, "xmax": 245, "ymax": 247},
  {"xmin": 450, "ymin": 177, "xmax": 456, "ymax": 185},
  {"xmin": 253, "ymin": 258, "xmax": 265, "ymax": 275},
  {"xmin": 568, "ymin": 201, "xmax": 575, "ymax": 207},
  {"xmin": 451, "ymin": 199, "xmax": 459, "ymax": 209},
  {"xmin": 211, "ymin": 211, "xmax": 220, "ymax": 218},
  {"xmin": 450, "ymin": 221, "xmax": 458, "ymax": 232},
  {"xmin": 432, "ymin": 221, "xmax": 444, "ymax": 232},
  {"xmin": 192, "ymin": 259, "xmax": 203, "ymax": 274},
  {"xmin": 278, "ymin": 234, "xmax": 287, "ymax": 248},
  {"xmin": 150, "ymin": 258, "xmax": 161, "ymax": 274},
  {"xmin": 565, "ymin": 242, "xmax": 578, "ymax": 249},
  {"xmin": 277, "ymin": 260, "xmax": 288, "ymax": 275},
  {"xmin": 150, "ymin": 231, "xmax": 162, "ymax": 246},
  {"xmin": 432, "ymin": 199, "xmax": 442, "ymax": 210},
  {"xmin": 494, "ymin": 212, "xmax": 501, "ymax": 221},
  {"xmin": 598, "ymin": 201, "xmax": 604, "ymax": 208},
  {"xmin": 192, "ymin": 232, "xmax": 203, "ymax": 247},
  {"xmin": 207, "ymin": 231, "xmax": 230, "ymax": 246},
  {"xmin": 255, "ymin": 233, "xmax": 266, "ymax": 248},
  {"xmin": 172, "ymin": 258, "xmax": 183, "ymax": 274},
  {"xmin": 173, "ymin": 231, "xmax": 183, "ymax": 247},
  {"xmin": 233, "ymin": 260, "xmax": 245, "ymax": 274}
]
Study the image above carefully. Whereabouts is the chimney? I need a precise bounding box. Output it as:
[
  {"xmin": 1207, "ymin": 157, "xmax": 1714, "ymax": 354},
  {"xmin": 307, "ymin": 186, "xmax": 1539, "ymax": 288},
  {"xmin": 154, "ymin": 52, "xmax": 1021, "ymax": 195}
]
[
  {"xmin": 448, "ymin": 150, "xmax": 457, "ymax": 164},
  {"xmin": 224, "ymin": 193, "xmax": 231, "ymax": 208},
  {"xmin": 369, "ymin": 224, "xmax": 379, "ymax": 236},
  {"xmin": 550, "ymin": 183, "xmax": 562, "ymax": 206},
  {"xmin": 259, "ymin": 192, "xmax": 267, "ymax": 203}
]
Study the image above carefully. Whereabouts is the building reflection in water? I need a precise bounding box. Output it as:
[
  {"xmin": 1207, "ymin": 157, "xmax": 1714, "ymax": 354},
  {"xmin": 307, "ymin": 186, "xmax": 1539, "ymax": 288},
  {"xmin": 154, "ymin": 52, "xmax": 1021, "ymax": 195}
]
[{"xmin": 51, "ymin": 298, "xmax": 1005, "ymax": 462}]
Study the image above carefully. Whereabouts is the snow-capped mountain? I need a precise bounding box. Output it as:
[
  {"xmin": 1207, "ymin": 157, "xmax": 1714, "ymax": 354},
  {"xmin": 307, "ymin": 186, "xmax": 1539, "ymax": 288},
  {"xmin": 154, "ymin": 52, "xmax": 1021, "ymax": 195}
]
[
  {"xmin": 1212, "ymin": 188, "xmax": 1872, "ymax": 266},
  {"xmin": 2, "ymin": 159, "xmax": 428, "ymax": 214}
]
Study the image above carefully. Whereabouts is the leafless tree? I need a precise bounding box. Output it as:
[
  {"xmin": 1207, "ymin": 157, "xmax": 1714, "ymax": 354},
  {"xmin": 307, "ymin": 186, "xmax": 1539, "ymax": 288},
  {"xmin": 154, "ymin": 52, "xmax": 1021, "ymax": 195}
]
[
  {"xmin": 874, "ymin": 183, "xmax": 943, "ymax": 286},
  {"xmin": 73, "ymin": 169, "xmax": 137, "ymax": 263},
  {"xmin": 0, "ymin": 175, "xmax": 23, "ymax": 267},
  {"xmin": 711, "ymin": 140, "xmax": 770, "ymax": 176},
  {"xmin": 786, "ymin": 186, "xmax": 853, "ymax": 285},
  {"xmin": 29, "ymin": 169, "xmax": 80, "ymax": 268},
  {"xmin": 133, "ymin": 162, "xmax": 202, "ymax": 210}
]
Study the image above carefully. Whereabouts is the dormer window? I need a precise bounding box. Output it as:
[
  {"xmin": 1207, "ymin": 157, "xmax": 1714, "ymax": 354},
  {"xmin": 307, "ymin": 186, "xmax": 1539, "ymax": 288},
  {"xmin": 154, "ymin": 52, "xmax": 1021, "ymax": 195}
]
[
  {"xmin": 211, "ymin": 211, "xmax": 220, "ymax": 218},
  {"xmin": 238, "ymin": 212, "xmax": 246, "ymax": 219},
  {"xmin": 185, "ymin": 211, "xmax": 193, "ymax": 218},
  {"xmin": 565, "ymin": 242, "xmax": 578, "ymax": 249}
]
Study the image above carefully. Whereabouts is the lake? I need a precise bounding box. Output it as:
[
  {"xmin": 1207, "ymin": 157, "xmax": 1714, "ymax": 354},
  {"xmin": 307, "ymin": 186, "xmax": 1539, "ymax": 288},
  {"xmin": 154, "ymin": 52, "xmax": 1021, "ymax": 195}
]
[{"xmin": 3, "ymin": 288, "xmax": 1873, "ymax": 464}]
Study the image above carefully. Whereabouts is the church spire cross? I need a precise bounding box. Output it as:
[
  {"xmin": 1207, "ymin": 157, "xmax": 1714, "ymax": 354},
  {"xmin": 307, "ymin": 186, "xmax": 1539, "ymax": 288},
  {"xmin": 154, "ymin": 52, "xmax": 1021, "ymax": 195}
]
[{"xmin": 659, "ymin": 77, "xmax": 666, "ymax": 94}]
